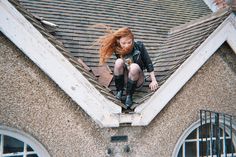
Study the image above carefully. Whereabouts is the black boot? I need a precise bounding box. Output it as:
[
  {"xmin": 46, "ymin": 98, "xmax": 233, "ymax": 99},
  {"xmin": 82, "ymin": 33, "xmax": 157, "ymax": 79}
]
[
  {"xmin": 114, "ymin": 75, "xmax": 124, "ymax": 100},
  {"xmin": 125, "ymin": 79, "xmax": 137, "ymax": 108}
]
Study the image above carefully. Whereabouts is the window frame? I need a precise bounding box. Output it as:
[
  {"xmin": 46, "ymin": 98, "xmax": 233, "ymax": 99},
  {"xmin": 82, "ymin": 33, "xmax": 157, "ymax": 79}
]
[
  {"xmin": 0, "ymin": 125, "xmax": 50, "ymax": 157},
  {"xmin": 172, "ymin": 119, "xmax": 236, "ymax": 157}
]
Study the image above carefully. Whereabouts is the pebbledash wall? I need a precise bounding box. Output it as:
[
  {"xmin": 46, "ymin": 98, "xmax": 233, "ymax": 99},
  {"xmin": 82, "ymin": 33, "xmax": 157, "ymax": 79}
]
[{"xmin": 0, "ymin": 32, "xmax": 236, "ymax": 157}]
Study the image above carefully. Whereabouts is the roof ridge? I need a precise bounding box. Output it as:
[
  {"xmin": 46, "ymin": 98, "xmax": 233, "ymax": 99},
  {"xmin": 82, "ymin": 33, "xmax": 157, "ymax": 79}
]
[{"xmin": 169, "ymin": 7, "xmax": 231, "ymax": 34}]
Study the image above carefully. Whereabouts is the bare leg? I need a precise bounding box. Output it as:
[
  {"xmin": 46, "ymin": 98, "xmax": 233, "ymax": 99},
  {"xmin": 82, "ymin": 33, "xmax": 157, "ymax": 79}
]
[
  {"xmin": 114, "ymin": 59, "xmax": 126, "ymax": 100},
  {"xmin": 125, "ymin": 63, "xmax": 144, "ymax": 108},
  {"xmin": 114, "ymin": 58, "xmax": 125, "ymax": 75},
  {"xmin": 128, "ymin": 63, "xmax": 144, "ymax": 87}
]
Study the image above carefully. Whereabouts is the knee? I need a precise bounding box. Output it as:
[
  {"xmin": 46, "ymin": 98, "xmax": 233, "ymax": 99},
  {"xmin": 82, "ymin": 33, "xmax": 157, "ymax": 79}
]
[
  {"xmin": 114, "ymin": 59, "xmax": 125, "ymax": 69},
  {"xmin": 129, "ymin": 63, "xmax": 141, "ymax": 75}
]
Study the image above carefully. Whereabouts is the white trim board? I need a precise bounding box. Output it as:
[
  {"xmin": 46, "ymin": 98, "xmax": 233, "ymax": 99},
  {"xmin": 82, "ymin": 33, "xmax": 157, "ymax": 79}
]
[
  {"xmin": 0, "ymin": 0, "xmax": 121, "ymax": 127},
  {"xmin": 133, "ymin": 13, "xmax": 236, "ymax": 126}
]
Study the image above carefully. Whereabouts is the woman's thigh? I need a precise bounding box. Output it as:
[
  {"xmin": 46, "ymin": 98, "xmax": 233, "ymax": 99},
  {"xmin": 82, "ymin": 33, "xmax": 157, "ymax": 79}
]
[{"xmin": 126, "ymin": 63, "xmax": 144, "ymax": 88}]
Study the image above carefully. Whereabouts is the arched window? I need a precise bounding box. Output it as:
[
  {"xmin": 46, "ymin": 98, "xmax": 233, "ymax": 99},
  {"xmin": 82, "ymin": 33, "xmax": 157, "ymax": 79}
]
[
  {"xmin": 173, "ymin": 119, "xmax": 236, "ymax": 157},
  {"xmin": 0, "ymin": 126, "xmax": 50, "ymax": 157}
]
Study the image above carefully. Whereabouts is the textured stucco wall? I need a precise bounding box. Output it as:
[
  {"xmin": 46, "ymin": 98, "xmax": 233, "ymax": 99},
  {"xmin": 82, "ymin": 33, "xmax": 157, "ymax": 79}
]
[
  {"xmin": 0, "ymin": 34, "xmax": 109, "ymax": 156},
  {"xmin": 0, "ymin": 32, "xmax": 236, "ymax": 157}
]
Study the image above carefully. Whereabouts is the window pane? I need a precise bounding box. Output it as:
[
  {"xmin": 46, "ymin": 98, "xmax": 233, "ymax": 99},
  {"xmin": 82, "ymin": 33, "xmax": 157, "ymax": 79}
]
[
  {"xmin": 211, "ymin": 139, "xmax": 225, "ymax": 155},
  {"xmin": 212, "ymin": 140, "xmax": 217, "ymax": 155},
  {"xmin": 226, "ymin": 139, "xmax": 235, "ymax": 154},
  {"xmin": 220, "ymin": 139, "xmax": 224, "ymax": 154},
  {"xmin": 199, "ymin": 124, "xmax": 210, "ymax": 138},
  {"xmin": 213, "ymin": 125, "xmax": 223, "ymax": 137},
  {"xmin": 27, "ymin": 154, "xmax": 38, "ymax": 157},
  {"xmin": 185, "ymin": 142, "xmax": 197, "ymax": 157},
  {"xmin": 199, "ymin": 124, "xmax": 225, "ymax": 139},
  {"xmin": 200, "ymin": 141, "xmax": 211, "ymax": 156},
  {"xmin": 223, "ymin": 129, "xmax": 230, "ymax": 137},
  {"xmin": 3, "ymin": 135, "xmax": 24, "ymax": 154},
  {"xmin": 177, "ymin": 146, "xmax": 183, "ymax": 157},
  {"xmin": 27, "ymin": 145, "xmax": 34, "ymax": 152},
  {"xmin": 187, "ymin": 129, "xmax": 197, "ymax": 139}
]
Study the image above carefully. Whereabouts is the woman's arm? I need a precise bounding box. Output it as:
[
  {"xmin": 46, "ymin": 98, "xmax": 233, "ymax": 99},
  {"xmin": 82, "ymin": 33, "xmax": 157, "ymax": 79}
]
[
  {"xmin": 138, "ymin": 41, "xmax": 158, "ymax": 91},
  {"xmin": 149, "ymin": 71, "xmax": 158, "ymax": 91}
]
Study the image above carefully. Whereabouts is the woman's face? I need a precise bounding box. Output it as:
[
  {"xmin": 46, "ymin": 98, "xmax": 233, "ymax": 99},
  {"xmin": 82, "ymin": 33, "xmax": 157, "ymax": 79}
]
[
  {"xmin": 119, "ymin": 36, "xmax": 133, "ymax": 55},
  {"xmin": 119, "ymin": 36, "xmax": 133, "ymax": 49}
]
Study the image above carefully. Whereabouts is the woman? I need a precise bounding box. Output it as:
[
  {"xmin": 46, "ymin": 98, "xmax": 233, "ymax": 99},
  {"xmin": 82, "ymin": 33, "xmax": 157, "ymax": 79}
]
[{"xmin": 97, "ymin": 27, "xmax": 158, "ymax": 108}]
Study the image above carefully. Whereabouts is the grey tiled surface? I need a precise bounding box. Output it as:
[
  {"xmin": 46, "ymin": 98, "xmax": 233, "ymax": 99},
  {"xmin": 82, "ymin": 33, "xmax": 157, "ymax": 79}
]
[
  {"xmin": 9, "ymin": 0, "xmax": 126, "ymax": 108},
  {"xmin": 18, "ymin": 0, "xmax": 211, "ymax": 66},
  {"xmin": 9, "ymin": 0, "xmax": 231, "ymax": 107}
]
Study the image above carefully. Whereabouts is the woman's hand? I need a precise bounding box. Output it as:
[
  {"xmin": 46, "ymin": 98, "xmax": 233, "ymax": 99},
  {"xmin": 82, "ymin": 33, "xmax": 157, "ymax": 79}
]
[
  {"xmin": 149, "ymin": 80, "xmax": 158, "ymax": 91},
  {"xmin": 149, "ymin": 71, "xmax": 158, "ymax": 91}
]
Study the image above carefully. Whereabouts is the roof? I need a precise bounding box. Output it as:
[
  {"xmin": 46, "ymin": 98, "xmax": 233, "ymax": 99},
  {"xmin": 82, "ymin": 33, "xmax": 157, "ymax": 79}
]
[
  {"xmin": 135, "ymin": 9, "xmax": 231, "ymax": 105},
  {"xmin": 16, "ymin": 0, "xmax": 213, "ymax": 107},
  {"xmin": 2, "ymin": 0, "xmax": 236, "ymax": 127},
  {"xmin": 233, "ymin": 1, "xmax": 236, "ymax": 11},
  {"xmin": 8, "ymin": 0, "xmax": 126, "ymax": 108}
]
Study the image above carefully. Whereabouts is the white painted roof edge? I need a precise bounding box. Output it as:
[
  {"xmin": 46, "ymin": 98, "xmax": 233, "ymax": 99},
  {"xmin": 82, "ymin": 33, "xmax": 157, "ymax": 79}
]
[
  {"xmin": 0, "ymin": 0, "xmax": 121, "ymax": 127},
  {"xmin": 133, "ymin": 13, "xmax": 236, "ymax": 126}
]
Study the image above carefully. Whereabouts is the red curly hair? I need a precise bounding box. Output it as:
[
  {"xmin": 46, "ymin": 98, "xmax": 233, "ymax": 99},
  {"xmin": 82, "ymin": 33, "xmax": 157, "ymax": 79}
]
[{"xmin": 96, "ymin": 26, "xmax": 134, "ymax": 64}]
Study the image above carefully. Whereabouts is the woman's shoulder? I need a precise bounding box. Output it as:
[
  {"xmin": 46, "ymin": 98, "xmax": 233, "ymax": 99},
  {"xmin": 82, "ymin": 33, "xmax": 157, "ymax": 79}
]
[
  {"xmin": 134, "ymin": 40, "xmax": 143, "ymax": 46},
  {"xmin": 134, "ymin": 40, "xmax": 145, "ymax": 50}
]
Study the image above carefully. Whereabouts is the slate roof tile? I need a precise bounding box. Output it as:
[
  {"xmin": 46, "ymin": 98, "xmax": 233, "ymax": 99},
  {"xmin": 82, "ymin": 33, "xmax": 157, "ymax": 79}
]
[
  {"xmin": 9, "ymin": 0, "xmax": 126, "ymax": 109},
  {"xmin": 91, "ymin": 64, "xmax": 113, "ymax": 87},
  {"xmin": 10, "ymin": 0, "xmax": 231, "ymax": 108}
]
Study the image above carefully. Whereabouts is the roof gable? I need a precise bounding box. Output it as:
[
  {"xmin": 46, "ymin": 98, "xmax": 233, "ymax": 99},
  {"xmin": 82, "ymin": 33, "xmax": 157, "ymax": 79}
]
[
  {"xmin": 18, "ymin": 0, "xmax": 212, "ymax": 105},
  {"xmin": 1, "ymin": 0, "xmax": 236, "ymax": 127}
]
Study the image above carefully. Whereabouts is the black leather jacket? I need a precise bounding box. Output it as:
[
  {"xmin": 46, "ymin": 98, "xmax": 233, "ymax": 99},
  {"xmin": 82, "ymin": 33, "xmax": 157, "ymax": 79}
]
[{"xmin": 115, "ymin": 41, "xmax": 154, "ymax": 72}]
